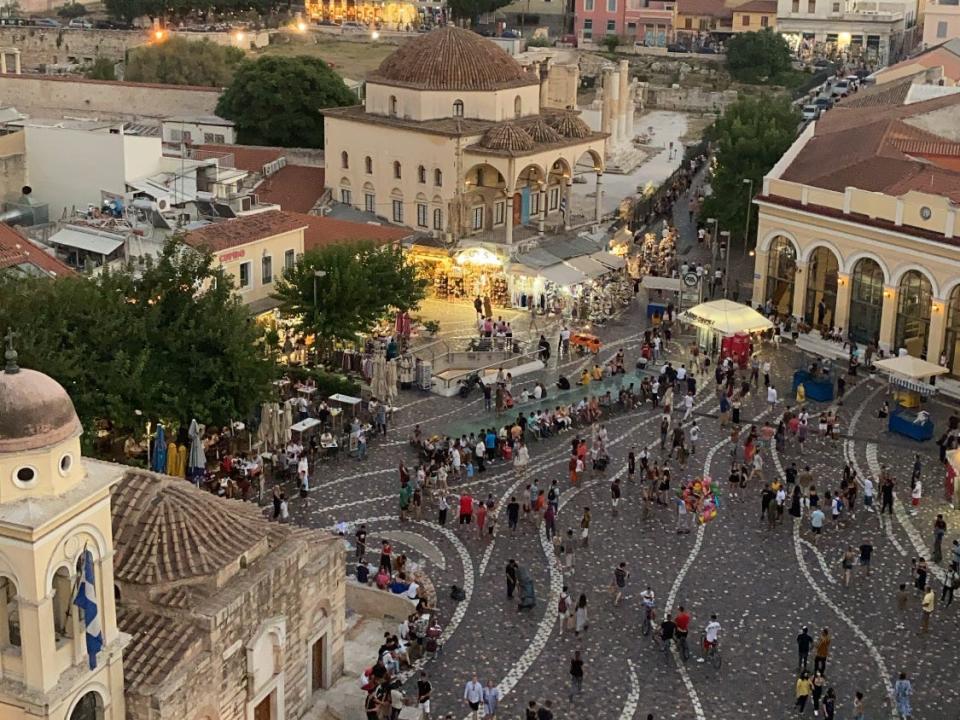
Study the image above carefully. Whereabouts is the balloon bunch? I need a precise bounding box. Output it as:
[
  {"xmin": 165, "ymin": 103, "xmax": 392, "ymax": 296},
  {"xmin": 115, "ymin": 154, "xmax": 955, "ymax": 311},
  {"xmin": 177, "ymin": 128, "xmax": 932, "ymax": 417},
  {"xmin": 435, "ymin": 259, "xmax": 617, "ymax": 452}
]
[{"xmin": 678, "ymin": 475, "xmax": 721, "ymax": 525}]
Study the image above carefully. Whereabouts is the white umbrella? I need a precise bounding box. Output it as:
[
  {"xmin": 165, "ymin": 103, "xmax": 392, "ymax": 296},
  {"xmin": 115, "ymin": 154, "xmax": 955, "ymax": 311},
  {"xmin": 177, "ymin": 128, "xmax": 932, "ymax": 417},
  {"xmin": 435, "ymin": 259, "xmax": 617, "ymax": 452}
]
[
  {"xmin": 282, "ymin": 400, "xmax": 294, "ymax": 443},
  {"xmin": 258, "ymin": 402, "xmax": 273, "ymax": 447},
  {"xmin": 187, "ymin": 418, "xmax": 206, "ymax": 479}
]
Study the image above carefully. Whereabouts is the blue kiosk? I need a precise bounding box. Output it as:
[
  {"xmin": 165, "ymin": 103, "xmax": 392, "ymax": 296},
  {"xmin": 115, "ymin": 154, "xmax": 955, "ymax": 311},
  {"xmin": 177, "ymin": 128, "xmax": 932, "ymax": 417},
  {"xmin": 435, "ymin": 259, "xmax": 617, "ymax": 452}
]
[{"xmin": 873, "ymin": 355, "xmax": 948, "ymax": 442}]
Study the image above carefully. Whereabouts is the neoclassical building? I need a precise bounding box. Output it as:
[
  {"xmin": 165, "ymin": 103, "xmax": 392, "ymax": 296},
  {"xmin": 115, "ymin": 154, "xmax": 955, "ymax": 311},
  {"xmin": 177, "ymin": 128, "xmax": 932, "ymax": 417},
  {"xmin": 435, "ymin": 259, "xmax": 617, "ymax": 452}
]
[
  {"xmin": 323, "ymin": 26, "xmax": 607, "ymax": 245},
  {"xmin": 752, "ymin": 93, "xmax": 960, "ymax": 371},
  {"xmin": 0, "ymin": 352, "xmax": 345, "ymax": 720}
]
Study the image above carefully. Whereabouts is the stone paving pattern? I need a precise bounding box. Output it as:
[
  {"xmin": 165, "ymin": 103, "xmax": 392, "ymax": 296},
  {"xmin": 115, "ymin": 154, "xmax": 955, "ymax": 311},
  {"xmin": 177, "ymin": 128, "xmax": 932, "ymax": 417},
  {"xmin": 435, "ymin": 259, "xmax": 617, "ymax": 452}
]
[{"xmin": 285, "ymin": 169, "xmax": 960, "ymax": 720}]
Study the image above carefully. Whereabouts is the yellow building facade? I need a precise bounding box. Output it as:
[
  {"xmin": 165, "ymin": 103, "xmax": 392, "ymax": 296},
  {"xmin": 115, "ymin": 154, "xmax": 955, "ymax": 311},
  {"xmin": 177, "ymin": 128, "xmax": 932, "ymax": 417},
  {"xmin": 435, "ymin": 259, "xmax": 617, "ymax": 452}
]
[{"xmin": 752, "ymin": 93, "xmax": 960, "ymax": 371}]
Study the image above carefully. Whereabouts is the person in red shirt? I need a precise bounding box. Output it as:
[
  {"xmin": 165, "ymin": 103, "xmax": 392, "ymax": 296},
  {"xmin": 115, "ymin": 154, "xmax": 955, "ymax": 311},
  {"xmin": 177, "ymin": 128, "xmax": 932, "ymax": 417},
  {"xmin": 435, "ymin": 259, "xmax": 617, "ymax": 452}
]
[
  {"xmin": 674, "ymin": 605, "xmax": 691, "ymax": 660},
  {"xmin": 475, "ymin": 502, "xmax": 487, "ymax": 538},
  {"xmin": 459, "ymin": 494, "xmax": 474, "ymax": 525}
]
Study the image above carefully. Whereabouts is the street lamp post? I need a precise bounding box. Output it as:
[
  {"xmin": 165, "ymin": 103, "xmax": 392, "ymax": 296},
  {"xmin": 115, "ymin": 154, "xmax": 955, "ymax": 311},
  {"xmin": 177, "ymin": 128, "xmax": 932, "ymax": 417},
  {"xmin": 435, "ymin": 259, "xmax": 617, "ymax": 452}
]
[
  {"xmin": 742, "ymin": 177, "xmax": 754, "ymax": 258},
  {"xmin": 313, "ymin": 269, "xmax": 327, "ymax": 309},
  {"xmin": 720, "ymin": 230, "xmax": 731, "ymax": 299}
]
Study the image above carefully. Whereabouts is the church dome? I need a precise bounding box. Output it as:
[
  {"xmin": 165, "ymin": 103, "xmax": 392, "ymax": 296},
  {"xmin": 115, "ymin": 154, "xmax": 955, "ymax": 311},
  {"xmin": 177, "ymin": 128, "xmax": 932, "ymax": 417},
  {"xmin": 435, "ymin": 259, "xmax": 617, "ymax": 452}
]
[
  {"xmin": 371, "ymin": 26, "xmax": 539, "ymax": 91},
  {"xmin": 548, "ymin": 113, "xmax": 592, "ymax": 139},
  {"xmin": 481, "ymin": 123, "xmax": 535, "ymax": 152},
  {"xmin": 0, "ymin": 366, "xmax": 82, "ymax": 454}
]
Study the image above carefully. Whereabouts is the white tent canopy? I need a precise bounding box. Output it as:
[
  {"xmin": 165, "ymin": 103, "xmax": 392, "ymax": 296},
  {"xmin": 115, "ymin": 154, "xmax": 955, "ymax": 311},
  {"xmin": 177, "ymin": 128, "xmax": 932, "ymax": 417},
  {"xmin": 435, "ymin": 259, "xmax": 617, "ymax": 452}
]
[
  {"xmin": 679, "ymin": 299, "xmax": 773, "ymax": 337},
  {"xmin": 873, "ymin": 355, "xmax": 949, "ymax": 380}
]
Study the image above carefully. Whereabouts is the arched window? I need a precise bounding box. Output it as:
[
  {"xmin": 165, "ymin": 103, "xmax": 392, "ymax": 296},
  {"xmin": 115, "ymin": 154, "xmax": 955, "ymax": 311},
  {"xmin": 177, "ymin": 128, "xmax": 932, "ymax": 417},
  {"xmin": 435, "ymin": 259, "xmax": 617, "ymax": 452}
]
[
  {"xmin": 52, "ymin": 567, "xmax": 74, "ymax": 640},
  {"xmin": 895, "ymin": 270, "xmax": 933, "ymax": 358},
  {"xmin": 803, "ymin": 247, "xmax": 839, "ymax": 329},
  {"xmin": 849, "ymin": 258, "xmax": 884, "ymax": 344},
  {"xmin": 0, "ymin": 577, "xmax": 20, "ymax": 648},
  {"xmin": 393, "ymin": 161, "xmax": 402, "ymax": 180},
  {"xmin": 514, "ymin": 95, "xmax": 522, "ymax": 118},
  {"xmin": 364, "ymin": 156, "xmax": 372, "ymax": 174},
  {"xmin": 453, "ymin": 99, "xmax": 464, "ymax": 117},
  {"xmin": 389, "ymin": 95, "xmax": 398, "ymax": 116},
  {"xmin": 434, "ymin": 169, "xmax": 442, "ymax": 187},
  {"xmin": 764, "ymin": 236, "xmax": 797, "ymax": 317},
  {"xmin": 340, "ymin": 151, "xmax": 348, "ymax": 169},
  {"xmin": 433, "ymin": 208, "xmax": 443, "ymax": 230},
  {"xmin": 417, "ymin": 165, "xmax": 426, "ymax": 184},
  {"xmin": 69, "ymin": 691, "xmax": 104, "ymax": 720},
  {"xmin": 944, "ymin": 285, "xmax": 960, "ymax": 374}
]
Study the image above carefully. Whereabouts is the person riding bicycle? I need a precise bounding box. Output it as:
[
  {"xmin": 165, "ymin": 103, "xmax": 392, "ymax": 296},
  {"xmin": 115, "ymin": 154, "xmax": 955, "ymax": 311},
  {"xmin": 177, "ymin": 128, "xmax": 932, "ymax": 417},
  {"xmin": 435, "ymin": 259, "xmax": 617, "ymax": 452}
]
[
  {"xmin": 640, "ymin": 586, "xmax": 656, "ymax": 627},
  {"xmin": 699, "ymin": 613, "xmax": 721, "ymax": 662},
  {"xmin": 659, "ymin": 613, "xmax": 677, "ymax": 647}
]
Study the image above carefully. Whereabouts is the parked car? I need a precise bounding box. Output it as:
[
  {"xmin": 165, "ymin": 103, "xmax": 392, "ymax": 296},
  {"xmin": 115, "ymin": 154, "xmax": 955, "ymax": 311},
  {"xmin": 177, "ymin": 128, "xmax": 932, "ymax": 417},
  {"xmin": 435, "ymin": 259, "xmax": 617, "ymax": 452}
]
[
  {"xmin": 32, "ymin": 17, "xmax": 60, "ymax": 27},
  {"xmin": 813, "ymin": 58, "xmax": 830, "ymax": 68},
  {"xmin": 844, "ymin": 74, "xmax": 860, "ymax": 89},
  {"xmin": 667, "ymin": 42, "xmax": 687, "ymax": 53},
  {"xmin": 558, "ymin": 33, "xmax": 578, "ymax": 47},
  {"xmin": 68, "ymin": 18, "xmax": 93, "ymax": 29},
  {"xmin": 813, "ymin": 96, "xmax": 834, "ymax": 112},
  {"xmin": 340, "ymin": 21, "xmax": 365, "ymax": 32},
  {"xmin": 830, "ymin": 79, "xmax": 850, "ymax": 97},
  {"xmin": 501, "ymin": 29, "xmax": 521, "ymax": 38},
  {"xmin": 801, "ymin": 104, "xmax": 821, "ymax": 121},
  {"xmin": 695, "ymin": 45, "xmax": 717, "ymax": 54}
]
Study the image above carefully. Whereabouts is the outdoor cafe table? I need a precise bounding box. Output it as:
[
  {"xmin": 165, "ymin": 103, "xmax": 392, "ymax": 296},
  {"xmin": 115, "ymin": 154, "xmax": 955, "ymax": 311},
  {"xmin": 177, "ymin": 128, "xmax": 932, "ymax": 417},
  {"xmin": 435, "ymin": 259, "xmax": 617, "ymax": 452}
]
[{"xmin": 290, "ymin": 417, "xmax": 321, "ymax": 438}]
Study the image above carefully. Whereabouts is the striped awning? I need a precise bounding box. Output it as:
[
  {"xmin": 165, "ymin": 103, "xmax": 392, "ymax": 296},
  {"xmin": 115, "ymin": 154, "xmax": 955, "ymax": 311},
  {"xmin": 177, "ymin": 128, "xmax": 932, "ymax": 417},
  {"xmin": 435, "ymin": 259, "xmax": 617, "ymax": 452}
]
[{"xmin": 890, "ymin": 376, "xmax": 937, "ymax": 396}]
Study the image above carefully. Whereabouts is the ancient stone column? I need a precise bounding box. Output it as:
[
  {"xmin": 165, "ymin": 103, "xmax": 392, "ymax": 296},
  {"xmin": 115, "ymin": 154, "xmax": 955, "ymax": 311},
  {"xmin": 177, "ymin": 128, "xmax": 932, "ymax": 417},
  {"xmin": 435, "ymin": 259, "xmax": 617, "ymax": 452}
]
[
  {"xmin": 618, "ymin": 59, "xmax": 630, "ymax": 142},
  {"xmin": 603, "ymin": 68, "xmax": 619, "ymax": 147}
]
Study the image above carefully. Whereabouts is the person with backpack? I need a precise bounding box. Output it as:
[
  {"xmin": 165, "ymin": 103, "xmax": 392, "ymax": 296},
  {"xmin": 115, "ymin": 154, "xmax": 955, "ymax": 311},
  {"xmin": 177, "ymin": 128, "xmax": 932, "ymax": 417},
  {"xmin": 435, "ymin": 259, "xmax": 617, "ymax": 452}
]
[{"xmin": 611, "ymin": 562, "xmax": 629, "ymax": 606}]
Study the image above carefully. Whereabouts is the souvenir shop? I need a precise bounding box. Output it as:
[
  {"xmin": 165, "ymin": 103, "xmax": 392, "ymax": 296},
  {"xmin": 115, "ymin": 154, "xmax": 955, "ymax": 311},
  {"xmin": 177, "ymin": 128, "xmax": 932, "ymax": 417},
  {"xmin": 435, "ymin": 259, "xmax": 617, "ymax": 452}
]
[
  {"xmin": 678, "ymin": 299, "xmax": 773, "ymax": 366},
  {"xmin": 407, "ymin": 244, "xmax": 511, "ymax": 308},
  {"xmin": 635, "ymin": 225, "xmax": 678, "ymax": 278}
]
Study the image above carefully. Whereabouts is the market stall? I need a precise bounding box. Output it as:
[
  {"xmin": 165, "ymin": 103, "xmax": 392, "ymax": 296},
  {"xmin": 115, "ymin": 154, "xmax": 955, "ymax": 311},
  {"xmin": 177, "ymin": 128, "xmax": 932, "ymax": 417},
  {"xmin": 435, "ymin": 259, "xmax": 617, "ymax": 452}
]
[
  {"xmin": 679, "ymin": 299, "xmax": 773, "ymax": 366},
  {"xmin": 873, "ymin": 355, "xmax": 948, "ymax": 441},
  {"xmin": 945, "ymin": 448, "xmax": 960, "ymax": 508}
]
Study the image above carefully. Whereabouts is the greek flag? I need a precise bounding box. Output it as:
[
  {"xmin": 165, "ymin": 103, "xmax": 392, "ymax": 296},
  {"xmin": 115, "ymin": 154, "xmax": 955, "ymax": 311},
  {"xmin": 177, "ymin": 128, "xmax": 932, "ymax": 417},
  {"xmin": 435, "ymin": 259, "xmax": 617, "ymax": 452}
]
[{"xmin": 74, "ymin": 550, "xmax": 104, "ymax": 670}]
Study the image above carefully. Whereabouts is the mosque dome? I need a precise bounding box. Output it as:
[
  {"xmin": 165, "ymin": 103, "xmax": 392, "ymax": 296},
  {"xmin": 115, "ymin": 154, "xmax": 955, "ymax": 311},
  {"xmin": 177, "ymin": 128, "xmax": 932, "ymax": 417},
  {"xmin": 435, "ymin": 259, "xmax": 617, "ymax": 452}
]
[
  {"xmin": 481, "ymin": 123, "xmax": 536, "ymax": 152},
  {"xmin": 371, "ymin": 26, "xmax": 539, "ymax": 91},
  {"xmin": 525, "ymin": 118, "xmax": 563, "ymax": 144},
  {"xmin": 548, "ymin": 113, "xmax": 592, "ymax": 139}
]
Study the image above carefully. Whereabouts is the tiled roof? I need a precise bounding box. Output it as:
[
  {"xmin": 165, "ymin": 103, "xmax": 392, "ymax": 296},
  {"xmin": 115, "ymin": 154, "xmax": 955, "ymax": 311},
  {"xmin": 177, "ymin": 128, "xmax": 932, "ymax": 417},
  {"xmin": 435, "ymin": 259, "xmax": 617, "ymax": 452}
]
[
  {"xmin": 111, "ymin": 470, "xmax": 275, "ymax": 585},
  {"xmin": 548, "ymin": 113, "xmax": 592, "ymax": 139},
  {"xmin": 874, "ymin": 39, "xmax": 960, "ymax": 84},
  {"xmin": 292, "ymin": 212, "xmax": 412, "ymax": 251},
  {"xmin": 195, "ymin": 143, "xmax": 285, "ymax": 174},
  {"xmin": 255, "ymin": 165, "xmax": 326, "ymax": 213},
  {"xmin": 677, "ymin": 0, "xmax": 732, "ymax": 17},
  {"xmin": 733, "ymin": 0, "xmax": 777, "ymax": 11},
  {"xmin": 526, "ymin": 118, "xmax": 562, "ymax": 144},
  {"xmin": 779, "ymin": 93, "xmax": 960, "ymax": 202},
  {"xmin": 839, "ymin": 76, "xmax": 916, "ymax": 108},
  {"xmin": 0, "ymin": 223, "xmax": 74, "ymax": 277},
  {"xmin": 369, "ymin": 26, "xmax": 539, "ymax": 91},
  {"xmin": 481, "ymin": 122, "xmax": 535, "ymax": 151},
  {"xmin": 117, "ymin": 605, "xmax": 202, "ymax": 694},
  {"xmin": 181, "ymin": 210, "xmax": 307, "ymax": 252}
]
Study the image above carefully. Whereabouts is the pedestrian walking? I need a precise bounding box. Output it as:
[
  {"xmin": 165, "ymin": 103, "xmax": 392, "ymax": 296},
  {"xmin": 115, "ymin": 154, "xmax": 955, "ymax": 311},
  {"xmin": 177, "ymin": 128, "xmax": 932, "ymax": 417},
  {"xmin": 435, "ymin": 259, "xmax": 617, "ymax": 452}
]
[
  {"xmin": 795, "ymin": 672, "xmax": 812, "ymax": 715},
  {"xmin": 841, "ymin": 546, "xmax": 856, "ymax": 587},
  {"xmin": 896, "ymin": 582, "xmax": 909, "ymax": 629},
  {"xmin": 464, "ymin": 675, "xmax": 484, "ymax": 720},
  {"xmin": 580, "ymin": 507, "xmax": 591, "ymax": 547},
  {"xmin": 611, "ymin": 562, "xmax": 629, "ymax": 606},
  {"xmin": 881, "ymin": 475, "xmax": 895, "ymax": 515},
  {"xmin": 417, "ymin": 673, "xmax": 433, "ymax": 720},
  {"xmin": 894, "ymin": 672, "xmax": 912, "ymax": 719},
  {"xmin": 797, "ymin": 626, "xmax": 812, "ymax": 672},
  {"xmin": 558, "ymin": 584, "xmax": 572, "ymax": 632},
  {"xmin": 483, "ymin": 680, "xmax": 500, "ymax": 718},
  {"xmin": 505, "ymin": 559, "xmax": 518, "ymax": 599},
  {"xmin": 933, "ymin": 514, "xmax": 946, "ymax": 563},
  {"xmin": 813, "ymin": 628, "xmax": 830, "ymax": 674},
  {"xmin": 568, "ymin": 650, "xmax": 584, "ymax": 701},
  {"xmin": 920, "ymin": 585, "xmax": 935, "ymax": 634},
  {"xmin": 574, "ymin": 593, "xmax": 589, "ymax": 636},
  {"xmin": 853, "ymin": 691, "xmax": 865, "ymax": 720},
  {"xmin": 942, "ymin": 562, "xmax": 958, "ymax": 606},
  {"xmin": 811, "ymin": 671, "xmax": 825, "ymax": 715}
]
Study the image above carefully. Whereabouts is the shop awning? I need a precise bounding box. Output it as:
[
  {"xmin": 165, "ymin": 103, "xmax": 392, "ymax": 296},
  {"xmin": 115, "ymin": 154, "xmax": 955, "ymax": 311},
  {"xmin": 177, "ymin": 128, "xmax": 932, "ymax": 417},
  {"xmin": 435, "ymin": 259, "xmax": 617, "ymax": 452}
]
[
  {"xmin": 539, "ymin": 262, "xmax": 587, "ymax": 287},
  {"xmin": 48, "ymin": 226, "xmax": 124, "ymax": 256},
  {"xmin": 589, "ymin": 251, "xmax": 626, "ymax": 270},
  {"xmin": 873, "ymin": 355, "xmax": 949, "ymax": 381},
  {"xmin": 642, "ymin": 276, "xmax": 683, "ymax": 292},
  {"xmin": 564, "ymin": 255, "xmax": 610, "ymax": 279},
  {"xmin": 679, "ymin": 299, "xmax": 773, "ymax": 336}
]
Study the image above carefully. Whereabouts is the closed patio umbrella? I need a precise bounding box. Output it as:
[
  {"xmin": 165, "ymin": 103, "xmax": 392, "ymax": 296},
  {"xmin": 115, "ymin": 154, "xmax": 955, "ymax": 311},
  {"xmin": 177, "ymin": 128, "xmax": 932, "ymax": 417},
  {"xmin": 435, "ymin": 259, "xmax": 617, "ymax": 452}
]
[
  {"xmin": 385, "ymin": 359, "xmax": 399, "ymax": 404},
  {"xmin": 151, "ymin": 424, "xmax": 167, "ymax": 473},
  {"xmin": 258, "ymin": 402, "xmax": 273, "ymax": 448},
  {"xmin": 175, "ymin": 444, "xmax": 187, "ymax": 478},
  {"xmin": 187, "ymin": 418, "xmax": 206, "ymax": 480},
  {"xmin": 165, "ymin": 440, "xmax": 177, "ymax": 475},
  {"xmin": 282, "ymin": 400, "xmax": 294, "ymax": 444}
]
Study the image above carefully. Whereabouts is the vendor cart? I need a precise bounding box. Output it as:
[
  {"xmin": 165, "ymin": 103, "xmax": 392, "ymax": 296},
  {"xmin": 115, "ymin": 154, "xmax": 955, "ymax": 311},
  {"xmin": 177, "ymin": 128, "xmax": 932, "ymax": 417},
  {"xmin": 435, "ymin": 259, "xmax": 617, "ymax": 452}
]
[{"xmin": 873, "ymin": 355, "xmax": 948, "ymax": 441}]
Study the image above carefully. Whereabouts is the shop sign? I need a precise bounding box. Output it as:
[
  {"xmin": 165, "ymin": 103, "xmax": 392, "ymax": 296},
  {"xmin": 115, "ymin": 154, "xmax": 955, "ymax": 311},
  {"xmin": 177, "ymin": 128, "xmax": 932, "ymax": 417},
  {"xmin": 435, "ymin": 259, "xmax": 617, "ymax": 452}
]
[{"xmin": 219, "ymin": 249, "xmax": 246, "ymax": 263}]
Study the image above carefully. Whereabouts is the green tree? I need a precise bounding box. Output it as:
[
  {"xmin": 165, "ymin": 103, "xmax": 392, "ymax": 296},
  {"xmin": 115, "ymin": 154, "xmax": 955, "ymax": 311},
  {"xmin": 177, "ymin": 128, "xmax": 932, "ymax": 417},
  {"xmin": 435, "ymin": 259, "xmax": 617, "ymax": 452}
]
[
  {"xmin": 602, "ymin": 34, "xmax": 621, "ymax": 53},
  {"xmin": 85, "ymin": 57, "xmax": 116, "ymax": 80},
  {"xmin": 272, "ymin": 243, "xmax": 426, "ymax": 356},
  {"xmin": 125, "ymin": 37, "xmax": 245, "ymax": 87},
  {"xmin": 446, "ymin": 0, "xmax": 511, "ymax": 22},
  {"xmin": 56, "ymin": 2, "xmax": 87, "ymax": 17},
  {"xmin": 0, "ymin": 244, "xmax": 274, "ymax": 450},
  {"xmin": 700, "ymin": 94, "xmax": 798, "ymax": 250},
  {"xmin": 104, "ymin": 0, "xmax": 152, "ymax": 24},
  {"xmin": 216, "ymin": 55, "xmax": 355, "ymax": 148},
  {"xmin": 725, "ymin": 28, "xmax": 793, "ymax": 83}
]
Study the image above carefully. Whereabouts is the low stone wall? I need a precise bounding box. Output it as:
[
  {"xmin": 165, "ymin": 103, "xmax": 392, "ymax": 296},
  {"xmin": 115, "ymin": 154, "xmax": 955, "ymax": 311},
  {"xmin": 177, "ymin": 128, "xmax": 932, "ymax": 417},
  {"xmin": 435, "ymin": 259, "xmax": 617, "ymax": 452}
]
[
  {"xmin": 641, "ymin": 85, "xmax": 738, "ymax": 112},
  {"xmin": 0, "ymin": 27, "xmax": 147, "ymax": 67},
  {"xmin": 0, "ymin": 73, "xmax": 221, "ymax": 120},
  {"xmin": 346, "ymin": 580, "xmax": 417, "ymax": 621}
]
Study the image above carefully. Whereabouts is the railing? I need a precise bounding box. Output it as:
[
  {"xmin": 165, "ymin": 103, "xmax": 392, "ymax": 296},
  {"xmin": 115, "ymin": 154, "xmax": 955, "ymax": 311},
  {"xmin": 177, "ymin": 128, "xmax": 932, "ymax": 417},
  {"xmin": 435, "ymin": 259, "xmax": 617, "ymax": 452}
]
[{"xmin": 439, "ymin": 345, "xmax": 541, "ymax": 388}]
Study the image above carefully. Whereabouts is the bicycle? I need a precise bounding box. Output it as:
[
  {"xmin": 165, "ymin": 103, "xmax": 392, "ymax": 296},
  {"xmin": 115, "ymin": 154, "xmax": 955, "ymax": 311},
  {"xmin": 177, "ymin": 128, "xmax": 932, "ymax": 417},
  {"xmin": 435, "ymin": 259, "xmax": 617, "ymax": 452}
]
[
  {"xmin": 641, "ymin": 605, "xmax": 656, "ymax": 636},
  {"xmin": 698, "ymin": 634, "xmax": 722, "ymax": 670}
]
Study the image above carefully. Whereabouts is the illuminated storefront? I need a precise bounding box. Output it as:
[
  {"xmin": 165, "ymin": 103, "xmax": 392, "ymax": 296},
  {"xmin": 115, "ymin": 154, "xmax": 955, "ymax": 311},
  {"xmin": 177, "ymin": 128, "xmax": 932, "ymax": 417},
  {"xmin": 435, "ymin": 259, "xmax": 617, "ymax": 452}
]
[{"xmin": 305, "ymin": 0, "xmax": 421, "ymax": 25}]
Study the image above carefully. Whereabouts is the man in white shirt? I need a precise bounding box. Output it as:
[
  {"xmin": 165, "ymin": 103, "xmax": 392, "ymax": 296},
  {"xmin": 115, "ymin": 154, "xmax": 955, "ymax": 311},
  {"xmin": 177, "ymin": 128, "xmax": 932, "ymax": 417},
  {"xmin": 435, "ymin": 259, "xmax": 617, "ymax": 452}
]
[
  {"xmin": 863, "ymin": 477, "xmax": 875, "ymax": 511},
  {"xmin": 682, "ymin": 392, "xmax": 695, "ymax": 421},
  {"xmin": 762, "ymin": 360, "xmax": 772, "ymax": 386},
  {"xmin": 699, "ymin": 614, "xmax": 721, "ymax": 662},
  {"xmin": 298, "ymin": 455, "xmax": 310, "ymax": 491},
  {"xmin": 464, "ymin": 675, "xmax": 484, "ymax": 718},
  {"xmin": 767, "ymin": 385, "xmax": 778, "ymax": 408},
  {"xmin": 653, "ymin": 336, "xmax": 662, "ymax": 361},
  {"xmin": 676, "ymin": 364, "xmax": 687, "ymax": 382},
  {"xmin": 533, "ymin": 383, "xmax": 543, "ymax": 400},
  {"xmin": 689, "ymin": 421, "xmax": 700, "ymax": 454}
]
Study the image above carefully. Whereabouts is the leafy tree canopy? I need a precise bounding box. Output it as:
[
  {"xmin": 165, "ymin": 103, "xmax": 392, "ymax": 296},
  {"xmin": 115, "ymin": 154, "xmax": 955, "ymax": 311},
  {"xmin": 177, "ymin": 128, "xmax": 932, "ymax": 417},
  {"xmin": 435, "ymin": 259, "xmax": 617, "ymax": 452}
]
[
  {"xmin": 447, "ymin": 0, "xmax": 511, "ymax": 22},
  {"xmin": 0, "ymin": 243, "xmax": 274, "ymax": 448},
  {"xmin": 272, "ymin": 242, "xmax": 427, "ymax": 353},
  {"xmin": 56, "ymin": 2, "xmax": 87, "ymax": 17},
  {"xmin": 725, "ymin": 29, "xmax": 793, "ymax": 83},
  {"xmin": 126, "ymin": 37, "xmax": 245, "ymax": 87},
  {"xmin": 85, "ymin": 57, "xmax": 116, "ymax": 81},
  {"xmin": 216, "ymin": 55, "xmax": 356, "ymax": 148},
  {"xmin": 700, "ymin": 94, "xmax": 798, "ymax": 247}
]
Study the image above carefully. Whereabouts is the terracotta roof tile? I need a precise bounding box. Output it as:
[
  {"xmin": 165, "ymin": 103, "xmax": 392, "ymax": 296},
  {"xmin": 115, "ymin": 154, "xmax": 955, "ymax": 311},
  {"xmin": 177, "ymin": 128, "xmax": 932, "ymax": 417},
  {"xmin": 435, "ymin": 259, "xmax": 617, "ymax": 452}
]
[
  {"xmin": 195, "ymin": 143, "xmax": 285, "ymax": 174},
  {"xmin": 181, "ymin": 210, "xmax": 307, "ymax": 252},
  {"xmin": 0, "ymin": 223, "xmax": 74, "ymax": 277},
  {"xmin": 290, "ymin": 212, "xmax": 412, "ymax": 251},
  {"xmin": 733, "ymin": 0, "xmax": 777, "ymax": 12},
  {"xmin": 838, "ymin": 76, "xmax": 915, "ymax": 108},
  {"xmin": 481, "ymin": 122, "xmax": 535, "ymax": 152},
  {"xmin": 874, "ymin": 40, "xmax": 960, "ymax": 83},
  {"xmin": 677, "ymin": 0, "xmax": 732, "ymax": 17},
  {"xmin": 370, "ymin": 26, "xmax": 539, "ymax": 91},
  {"xmin": 256, "ymin": 165, "xmax": 326, "ymax": 213},
  {"xmin": 117, "ymin": 606, "xmax": 202, "ymax": 693},
  {"xmin": 779, "ymin": 94, "xmax": 960, "ymax": 202}
]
